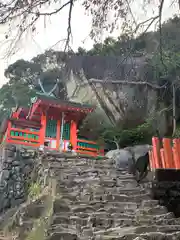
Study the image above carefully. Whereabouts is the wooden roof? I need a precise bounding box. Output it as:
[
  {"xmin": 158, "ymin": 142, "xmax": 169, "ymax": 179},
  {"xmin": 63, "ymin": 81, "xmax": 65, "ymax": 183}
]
[
  {"xmin": 28, "ymin": 95, "xmax": 95, "ymax": 120},
  {"xmin": 34, "ymin": 95, "xmax": 94, "ymax": 111}
]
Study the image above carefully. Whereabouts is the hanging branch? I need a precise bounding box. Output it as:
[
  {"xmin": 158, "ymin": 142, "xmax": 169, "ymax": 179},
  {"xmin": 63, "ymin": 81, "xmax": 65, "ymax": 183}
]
[
  {"xmin": 88, "ymin": 78, "xmax": 167, "ymax": 89},
  {"xmin": 0, "ymin": 0, "xmax": 74, "ymax": 55}
]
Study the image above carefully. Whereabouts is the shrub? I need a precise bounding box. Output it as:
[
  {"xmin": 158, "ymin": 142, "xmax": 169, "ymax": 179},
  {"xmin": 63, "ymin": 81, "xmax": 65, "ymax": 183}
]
[
  {"xmin": 28, "ymin": 182, "xmax": 41, "ymax": 199},
  {"xmin": 101, "ymin": 120, "xmax": 153, "ymax": 148}
]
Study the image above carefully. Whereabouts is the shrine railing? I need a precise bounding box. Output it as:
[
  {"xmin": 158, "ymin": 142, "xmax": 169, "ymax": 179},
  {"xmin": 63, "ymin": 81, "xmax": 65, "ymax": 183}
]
[
  {"xmin": 149, "ymin": 137, "xmax": 180, "ymax": 170},
  {"xmin": 6, "ymin": 127, "xmax": 40, "ymax": 147},
  {"xmin": 76, "ymin": 139, "xmax": 104, "ymax": 156}
]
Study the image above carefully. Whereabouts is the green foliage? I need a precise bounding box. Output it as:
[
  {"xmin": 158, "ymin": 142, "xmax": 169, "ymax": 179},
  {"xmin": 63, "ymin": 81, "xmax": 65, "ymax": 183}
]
[
  {"xmin": 101, "ymin": 120, "xmax": 153, "ymax": 148},
  {"xmin": 149, "ymin": 51, "xmax": 180, "ymax": 79},
  {"xmin": 77, "ymin": 35, "xmax": 136, "ymax": 56},
  {"xmin": 25, "ymin": 195, "xmax": 53, "ymax": 240},
  {"xmin": 28, "ymin": 182, "xmax": 41, "ymax": 199},
  {"xmin": 0, "ymin": 81, "xmax": 36, "ymax": 123}
]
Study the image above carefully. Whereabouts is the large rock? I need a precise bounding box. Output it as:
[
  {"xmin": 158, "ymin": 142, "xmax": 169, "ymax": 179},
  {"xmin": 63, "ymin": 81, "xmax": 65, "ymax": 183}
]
[
  {"xmin": 106, "ymin": 149, "xmax": 133, "ymax": 171},
  {"xmin": 125, "ymin": 144, "xmax": 152, "ymax": 160},
  {"xmin": 106, "ymin": 145, "xmax": 152, "ymax": 171}
]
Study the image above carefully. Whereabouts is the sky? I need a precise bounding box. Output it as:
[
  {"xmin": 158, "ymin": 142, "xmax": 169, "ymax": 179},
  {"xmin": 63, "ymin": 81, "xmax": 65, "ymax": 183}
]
[{"xmin": 0, "ymin": 0, "xmax": 178, "ymax": 87}]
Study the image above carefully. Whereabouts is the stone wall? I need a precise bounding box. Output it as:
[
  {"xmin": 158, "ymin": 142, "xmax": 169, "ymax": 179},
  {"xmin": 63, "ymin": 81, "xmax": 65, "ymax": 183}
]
[{"xmin": 0, "ymin": 145, "xmax": 36, "ymax": 212}]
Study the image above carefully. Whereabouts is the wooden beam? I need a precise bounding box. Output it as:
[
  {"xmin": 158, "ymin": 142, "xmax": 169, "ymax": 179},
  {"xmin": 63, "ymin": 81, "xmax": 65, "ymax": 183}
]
[
  {"xmin": 28, "ymin": 100, "xmax": 41, "ymax": 120},
  {"xmin": 56, "ymin": 119, "xmax": 61, "ymax": 151}
]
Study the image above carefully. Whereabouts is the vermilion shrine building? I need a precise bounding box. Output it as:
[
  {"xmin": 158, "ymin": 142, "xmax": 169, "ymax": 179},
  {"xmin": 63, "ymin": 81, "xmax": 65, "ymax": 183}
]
[{"xmin": 0, "ymin": 95, "xmax": 104, "ymax": 156}]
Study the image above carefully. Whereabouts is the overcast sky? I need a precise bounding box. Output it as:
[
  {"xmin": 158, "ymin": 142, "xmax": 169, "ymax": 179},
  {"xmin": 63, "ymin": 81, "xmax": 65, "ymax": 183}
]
[{"xmin": 0, "ymin": 0, "xmax": 177, "ymax": 87}]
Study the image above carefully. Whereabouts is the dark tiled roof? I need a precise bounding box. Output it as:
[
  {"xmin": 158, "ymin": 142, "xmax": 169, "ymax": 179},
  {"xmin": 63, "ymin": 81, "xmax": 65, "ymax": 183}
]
[{"xmin": 37, "ymin": 94, "xmax": 94, "ymax": 110}]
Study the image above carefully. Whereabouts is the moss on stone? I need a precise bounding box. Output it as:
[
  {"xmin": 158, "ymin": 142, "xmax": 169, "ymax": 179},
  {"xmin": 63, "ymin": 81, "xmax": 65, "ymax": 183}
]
[
  {"xmin": 25, "ymin": 180, "xmax": 56, "ymax": 240},
  {"xmin": 28, "ymin": 182, "xmax": 42, "ymax": 200}
]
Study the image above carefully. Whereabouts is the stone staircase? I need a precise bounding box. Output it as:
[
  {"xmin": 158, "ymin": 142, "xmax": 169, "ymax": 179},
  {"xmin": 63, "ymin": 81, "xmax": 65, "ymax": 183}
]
[{"xmin": 42, "ymin": 155, "xmax": 180, "ymax": 240}]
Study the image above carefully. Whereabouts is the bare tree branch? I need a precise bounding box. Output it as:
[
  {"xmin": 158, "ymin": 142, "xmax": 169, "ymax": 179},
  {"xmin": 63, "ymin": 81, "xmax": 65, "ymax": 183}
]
[
  {"xmin": 64, "ymin": 0, "xmax": 74, "ymax": 52},
  {"xmin": 0, "ymin": 0, "xmax": 74, "ymax": 55},
  {"xmin": 158, "ymin": 0, "xmax": 166, "ymax": 72},
  {"xmin": 89, "ymin": 78, "xmax": 167, "ymax": 89}
]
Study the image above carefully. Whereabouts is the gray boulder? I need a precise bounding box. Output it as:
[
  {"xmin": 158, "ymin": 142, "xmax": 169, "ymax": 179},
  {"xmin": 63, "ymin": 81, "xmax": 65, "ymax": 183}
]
[
  {"xmin": 125, "ymin": 144, "xmax": 152, "ymax": 161},
  {"xmin": 106, "ymin": 149, "xmax": 133, "ymax": 171},
  {"xmin": 106, "ymin": 144, "xmax": 152, "ymax": 171}
]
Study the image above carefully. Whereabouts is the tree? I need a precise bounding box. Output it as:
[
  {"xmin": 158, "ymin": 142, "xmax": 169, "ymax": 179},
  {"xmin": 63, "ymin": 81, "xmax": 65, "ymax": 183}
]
[
  {"xmin": 5, "ymin": 59, "xmax": 42, "ymax": 86},
  {"xmin": 0, "ymin": 81, "xmax": 36, "ymax": 123},
  {"xmin": 0, "ymin": 0, "xmax": 179, "ymax": 55},
  {"xmin": 0, "ymin": 51, "xmax": 69, "ymax": 123}
]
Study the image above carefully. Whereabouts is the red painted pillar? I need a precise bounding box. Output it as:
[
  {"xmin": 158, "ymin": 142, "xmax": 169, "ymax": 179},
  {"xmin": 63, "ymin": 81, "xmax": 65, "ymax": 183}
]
[
  {"xmin": 70, "ymin": 120, "xmax": 77, "ymax": 151},
  {"xmin": 56, "ymin": 119, "xmax": 61, "ymax": 150},
  {"xmin": 6, "ymin": 120, "xmax": 12, "ymax": 142},
  {"xmin": 40, "ymin": 113, "xmax": 46, "ymax": 146}
]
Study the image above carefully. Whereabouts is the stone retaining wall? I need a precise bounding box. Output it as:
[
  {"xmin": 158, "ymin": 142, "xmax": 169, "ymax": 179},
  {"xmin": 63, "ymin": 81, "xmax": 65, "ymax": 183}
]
[{"xmin": 0, "ymin": 145, "xmax": 37, "ymax": 212}]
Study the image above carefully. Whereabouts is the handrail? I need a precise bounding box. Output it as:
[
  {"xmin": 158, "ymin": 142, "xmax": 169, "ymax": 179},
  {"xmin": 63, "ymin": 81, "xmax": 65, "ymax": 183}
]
[
  {"xmin": 10, "ymin": 128, "xmax": 39, "ymax": 135},
  {"xmin": 7, "ymin": 126, "xmax": 41, "ymax": 147},
  {"xmin": 9, "ymin": 135, "xmax": 39, "ymax": 142},
  {"xmin": 77, "ymin": 138, "xmax": 98, "ymax": 145},
  {"xmin": 77, "ymin": 138, "xmax": 104, "ymax": 156},
  {"xmin": 149, "ymin": 137, "xmax": 180, "ymax": 170}
]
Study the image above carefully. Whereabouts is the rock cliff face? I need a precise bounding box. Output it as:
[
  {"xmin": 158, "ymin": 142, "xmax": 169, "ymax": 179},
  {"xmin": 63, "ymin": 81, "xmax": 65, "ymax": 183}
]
[
  {"xmin": 0, "ymin": 146, "xmax": 180, "ymax": 239},
  {"xmin": 65, "ymin": 55, "xmax": 157, "ymax": 125},
  {"xmin": 37, "ymin": 52, "xmax": 167, "ymax": 133},
  {"xmin": 35, "ymin": 52, "xmax": 166, "ymax": 130}
]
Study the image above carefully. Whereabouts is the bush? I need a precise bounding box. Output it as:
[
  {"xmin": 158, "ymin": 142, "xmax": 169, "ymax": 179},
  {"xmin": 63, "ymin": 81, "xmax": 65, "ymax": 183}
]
[
  {"xmin": 28, "ymin": 182, "xmax": 41, "ymax": 199},
  {"xmin": 119, "ymin": 121, "xmax": 153, "ymax": 147},
  {"xmin": 101, "ymin": 120, "xmax": 153, "ymax": 148}
]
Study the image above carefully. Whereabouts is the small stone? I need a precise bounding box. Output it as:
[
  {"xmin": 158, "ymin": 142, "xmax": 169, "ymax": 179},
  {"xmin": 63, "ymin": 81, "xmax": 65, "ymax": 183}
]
[
  {"xmin": 12, "ymin": 161, "xmax": 20, "ymax": 166},
  {"xmin": 14, "ymin": 182, "xmax": 23, "ymax": 190},
  {"xmin": 2, "ymin": 198, "xmax": 10, "ymax": 209},
  {"xmin": 0, "ymin": 170, "xmax": 10, "ymax": 181},
  {"xmin": 5, "ymin": 157, "xmax": 14, "ymax": 163},
  {"xmin": 23, "ymin": 165, "xmax": 32, "ymax": 175},
  {"xmin": 14, "ymin": 166, "xmax": 20, "ymax": 172}
]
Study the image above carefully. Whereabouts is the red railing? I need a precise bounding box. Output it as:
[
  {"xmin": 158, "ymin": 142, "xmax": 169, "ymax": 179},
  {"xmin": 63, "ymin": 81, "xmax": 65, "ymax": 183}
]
[
  {"xmin": 1, "ymin": 123, "xmax": 104, "ymax": 156},
  {"xmin": 76, "ymin": 139, "xmax": 104, "ymax": 156},
  {"xmin": 149, "ymin": 137, "xmax": 180, "ymax": 170},
  {"xmin": 6, "ymin": 127, "xmax": 41, "ymax": 147}
]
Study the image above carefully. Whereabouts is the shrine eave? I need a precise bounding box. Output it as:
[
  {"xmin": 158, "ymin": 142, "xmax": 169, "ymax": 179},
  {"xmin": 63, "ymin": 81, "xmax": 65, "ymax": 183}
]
[
  {"xmin": 28, "ymin": 95, "xmax": 95, "ymax": 120},
  {"xmin": 37, "ymin": 95, "xmax": 94, "ymax": 112}
]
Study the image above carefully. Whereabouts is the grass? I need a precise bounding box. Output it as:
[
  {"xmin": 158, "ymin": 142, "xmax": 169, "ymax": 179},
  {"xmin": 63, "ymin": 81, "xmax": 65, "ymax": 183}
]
[{"xmin": 28, "ymin": 182, "xmax": 41, "ymax": 200}]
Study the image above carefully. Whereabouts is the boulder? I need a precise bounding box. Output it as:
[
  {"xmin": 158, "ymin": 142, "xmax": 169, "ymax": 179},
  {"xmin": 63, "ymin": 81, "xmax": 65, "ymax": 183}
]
[
  {"xmin": 106, "ymin": 149, "xmax": 133, "ymax": 171},
  {"xmin": 125, "ymin": 144, "xmax": 152, "ymax": 161},
  {"xmin": 106, "ymin": 145, "xmax": 152, "ymax": 172}
]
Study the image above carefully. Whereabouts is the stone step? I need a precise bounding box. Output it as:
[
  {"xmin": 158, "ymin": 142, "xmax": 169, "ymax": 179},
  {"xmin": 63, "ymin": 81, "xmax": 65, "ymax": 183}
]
[
  {"xmin": 95, "ymin": 231, "xmax": 180, "ymax": 240},
  {"xmin": 51, "ymin": 214, "xmax": 180, "ymax": 228},
  {"xmin": 136, "ymin": 205, "xmax": 168, "ymax": 215},
  {"xmin": 42, "ymin": 156, "xmax": 180, "ymax": 240},
  {"xmin": 46, "ymin": 231, "xmax": 78, "ymax": 240},
  {"xmin": 92, "ymin": 193, "xmax": 151, "ymax": 202}
]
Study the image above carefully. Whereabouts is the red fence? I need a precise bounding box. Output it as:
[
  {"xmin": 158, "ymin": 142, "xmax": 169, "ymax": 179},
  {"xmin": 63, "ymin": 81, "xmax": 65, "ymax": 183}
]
[{"xmin": 149, "ymin": 137, "xmax": 180, "ymax": 170}]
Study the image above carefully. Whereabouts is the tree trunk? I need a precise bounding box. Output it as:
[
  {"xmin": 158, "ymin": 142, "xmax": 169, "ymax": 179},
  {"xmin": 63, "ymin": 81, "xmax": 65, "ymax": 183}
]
[{"xmin": 172, "ymin": 82, "xmax": 176, "ymax": 137}]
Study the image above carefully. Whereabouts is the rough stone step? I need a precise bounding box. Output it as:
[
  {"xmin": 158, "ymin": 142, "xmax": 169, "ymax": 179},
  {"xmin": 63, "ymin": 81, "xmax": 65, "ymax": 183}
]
[
  {"xmin": 41, "ymin": 157, "xmax": 180, "ymax": 240},
  {"xmin": 51, "ymin": 214, "xmax": 180, "ymax": 228},
  {"xmin": 136, "ymin": 205, "xmax": 168, "ymax": 215},
  {"xmin": 141, "ymin": 200, "xmax": 159, "ymax": 208},
  {"xmin": 134, "ymin": 224, "xmax": 180, "ymax": 233},
  {"xmin": 92, "ymin": 193, "xmax": 151, "ymax": 202},
  {"xmin": 95, "ymin": 231, "xmax": 180, "ymax": 240},
  {"xmin": 46, "ymin": 231, "xmax": 78, "ymax": 240},
  {"xmin": 111, "ymin": 212, "xmax": 174, "ymax": 221}
]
